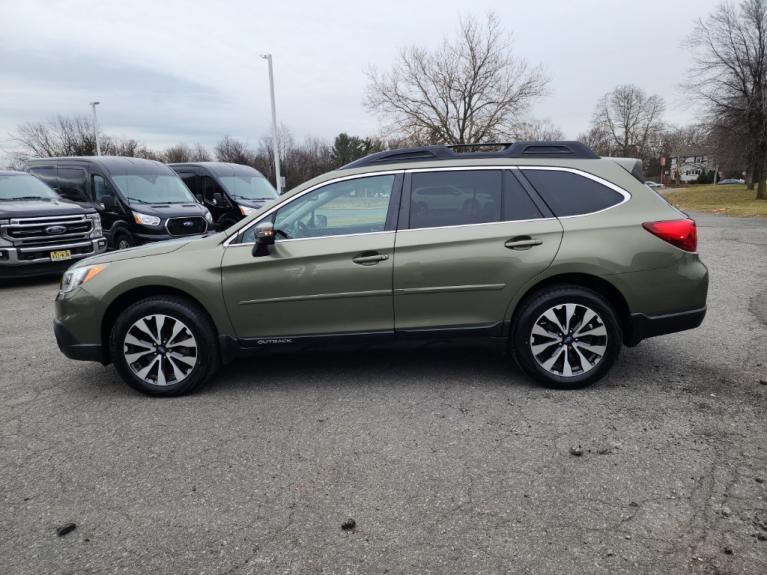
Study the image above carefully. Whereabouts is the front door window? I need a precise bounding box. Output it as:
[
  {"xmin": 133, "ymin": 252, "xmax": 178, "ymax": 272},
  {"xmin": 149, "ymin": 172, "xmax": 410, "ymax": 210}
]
[{"xmin": 242, "ymin": 174, "xmax": 396, "ymax": 242}]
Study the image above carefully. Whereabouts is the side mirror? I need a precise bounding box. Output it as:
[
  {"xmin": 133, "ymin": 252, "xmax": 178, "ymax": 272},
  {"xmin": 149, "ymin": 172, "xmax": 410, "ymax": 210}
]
[
  {"xmin": 212, "ymin": 192, "xmax": 224, "ymax": 206},
  {"xmin": 252, "ymin": 221, "xmax": 276, "ymax": 257},
  {"xmin": 195, "ymin": 194, "xmax": 204, "ymax": 204},
  {"xmin": 102, "ymin": 195, "xmax": 117, "ymax": 211}
]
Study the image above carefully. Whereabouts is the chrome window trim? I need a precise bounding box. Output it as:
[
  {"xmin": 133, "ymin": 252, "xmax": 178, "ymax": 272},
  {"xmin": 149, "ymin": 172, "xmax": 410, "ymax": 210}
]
[
  {"xmin": 405, "ymin": 165, "xmax": 630, "ymax": 228},
  {"xmin": 224, "ymin": 164, "xmax": 633, "ymax": 246},
  {"xmin": 226, "ymin": 229, "xmax": 394, "ymax": 247},
  {"xmin": 223, "ymin": 170, "xmax": 403, "ymax": 247},
  {"xmin": 395, "ymin": 217, "xmax": 559, "ymax": 234},
  {"xmin": 515, "ymin": 166, "xmax": 631, "ymax": 218}
]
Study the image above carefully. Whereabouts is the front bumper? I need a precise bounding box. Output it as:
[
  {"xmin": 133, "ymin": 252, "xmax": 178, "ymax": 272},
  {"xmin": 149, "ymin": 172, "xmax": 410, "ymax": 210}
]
[
  {"xmin": 0, "ymin": 238, "xmax": 107, "ymax": 277},
  {"xmin": 626, "ymin": 306, "xmax": 706, "ymax": 346},
  {"xmin": 54, "ymin": 319, "xmax": 107, "ymax": 363}
]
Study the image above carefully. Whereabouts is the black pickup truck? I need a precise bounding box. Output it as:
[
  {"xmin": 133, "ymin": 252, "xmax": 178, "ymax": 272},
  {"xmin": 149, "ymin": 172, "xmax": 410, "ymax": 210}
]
[{"xmin": 0, "ymin": 170, "xmax": 107, "ymax": 278}]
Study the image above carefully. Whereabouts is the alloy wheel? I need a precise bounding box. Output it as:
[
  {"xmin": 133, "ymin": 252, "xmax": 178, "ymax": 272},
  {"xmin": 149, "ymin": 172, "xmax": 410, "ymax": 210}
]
[
  {"xmin": 123, "ymin": 314, "xmax": 198, "ymax": 386},
  {"xmin": 529, "ymin": 303, "xmax": 608, "ymax": 377}
]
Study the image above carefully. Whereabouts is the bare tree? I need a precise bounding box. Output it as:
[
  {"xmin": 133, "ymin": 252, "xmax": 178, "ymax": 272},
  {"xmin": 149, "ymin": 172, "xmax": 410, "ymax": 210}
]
[
  {"xmin": 577, "ymin": 125, "xmax": 613, "ymax": 156},
  {"xmin": 12, "ymin": 115, "xmax": 160, "ymax": 162},
  {"xmin": 686, "ymin": 0, "xmax": 767, "ymax": 198},
  {"xmin": 365, "ymin": 12, "xmax": 549, "ymax": 145},
  {"xmin": 708, "ymin": 113, "xmax": 751, "ymax": 178},
  {"xmin": 512, "ymin": 118, "xmax": 564, "ymax": 141},
  {"xmin": 214, "ymin": 136, "xmax": 254, "ymax": 165},
  {"xmin": 589, "ymin": 85, "xmax": 665, "ymax": 160},
  {"xmin": 162, "ymin": 142, "xmax": 211, "ymax": 163},
  {"xmin": 14, "ymin": 115, "xmax": 98, "ymax": 158}
]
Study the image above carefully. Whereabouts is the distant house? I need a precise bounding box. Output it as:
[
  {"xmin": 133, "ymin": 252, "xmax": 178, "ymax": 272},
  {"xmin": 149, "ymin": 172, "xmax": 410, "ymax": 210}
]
[{"xmin": 668, "ymin": 151, "xmax": 714, "ymax": 183}]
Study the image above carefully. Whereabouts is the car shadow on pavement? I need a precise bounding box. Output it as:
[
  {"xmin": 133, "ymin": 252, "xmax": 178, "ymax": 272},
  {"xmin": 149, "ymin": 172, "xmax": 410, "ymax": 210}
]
[{"xmin": 207, "ymin": 343, "xmax": 537, "ymax": 396}]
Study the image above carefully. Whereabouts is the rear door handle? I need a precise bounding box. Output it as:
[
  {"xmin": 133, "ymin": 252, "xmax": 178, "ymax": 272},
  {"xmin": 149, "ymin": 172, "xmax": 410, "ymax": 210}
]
[
  {"xmin": 352, "ymin": 252, "xmax": 389, "ymax": 266},
  {"xmin": 505, "ymin": 236, "xmax": 543, "ymax": 250}
]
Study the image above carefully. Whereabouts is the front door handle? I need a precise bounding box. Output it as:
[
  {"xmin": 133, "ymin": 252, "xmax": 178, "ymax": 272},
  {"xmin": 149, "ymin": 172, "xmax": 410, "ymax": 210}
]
[
  {"xmin": 352, "ymin": 252, "xmax": 389, "ymax": 266},
  {"xmin": 505, "ymin": 236, "xmax": 543, "ymax": 250}
]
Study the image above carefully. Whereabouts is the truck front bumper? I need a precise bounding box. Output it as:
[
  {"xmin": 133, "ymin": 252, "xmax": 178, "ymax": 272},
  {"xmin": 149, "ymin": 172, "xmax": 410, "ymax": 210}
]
[{"xmin": 0, "ymin": 238, "xmax": 107, "ymax": 277}]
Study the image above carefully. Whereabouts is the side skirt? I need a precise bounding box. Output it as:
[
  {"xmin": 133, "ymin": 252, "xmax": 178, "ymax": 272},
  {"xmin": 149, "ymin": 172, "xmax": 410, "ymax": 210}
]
[{"xmin": 218, "ymin": 322, "xmax": 507, "ymax": 364}]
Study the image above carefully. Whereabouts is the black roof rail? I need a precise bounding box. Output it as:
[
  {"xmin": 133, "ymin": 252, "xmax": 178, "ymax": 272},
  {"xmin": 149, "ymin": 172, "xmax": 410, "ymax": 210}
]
[{"xmin": 340, "ymin": 141, "xmax": 599, "ymax": 169}]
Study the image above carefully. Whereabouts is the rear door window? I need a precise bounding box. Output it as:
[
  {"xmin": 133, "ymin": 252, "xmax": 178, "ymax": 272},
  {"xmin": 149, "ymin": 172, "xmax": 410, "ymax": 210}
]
[
  {"xmin": 504, "ymin": 172, "xmax": 543, "ymax": 221},
  {"xmin": 521, "ymin": 169, "xmax": 624, "ymax": 217},
  {"xmin": 409, "ymin": 170, "xmax": 502, "ymax": 229}
]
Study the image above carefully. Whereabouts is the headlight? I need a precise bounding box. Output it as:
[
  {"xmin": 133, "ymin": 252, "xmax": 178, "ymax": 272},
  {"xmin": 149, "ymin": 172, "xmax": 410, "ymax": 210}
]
[
  {"xmin": 0, "ymin": 219, "xmax": 11, "ymax": 246},
  {"xmin": 204, "ymin": 210, "xmax": 214, "ymax": 224},
  {"xmin": 240, "ymin": 205, "xmax": 257, "ymax": 216},
  {"xmin": 60, "ymin": 264, "xmax": 107, "ymax": 294},
  {"xmin": 132, "ymin": 211, "xmax": 161, "ymax": 227},
  {"xmin": 88, "ymin": 213, "xmax": 102, "ymax": 237}
]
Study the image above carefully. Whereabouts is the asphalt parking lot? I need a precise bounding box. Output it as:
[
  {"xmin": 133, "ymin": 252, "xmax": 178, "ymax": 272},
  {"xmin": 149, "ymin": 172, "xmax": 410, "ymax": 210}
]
[{"xmin": 1, "ymin": 212, "xmax": 766, "ymax": 575}]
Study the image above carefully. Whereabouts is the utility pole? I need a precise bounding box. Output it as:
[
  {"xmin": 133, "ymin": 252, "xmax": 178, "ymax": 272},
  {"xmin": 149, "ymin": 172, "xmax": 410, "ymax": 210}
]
[
  {"xmin": 260, "ymin": 54, "xmax": 282, "ymax": 194},
  {"xmin": 89, "ymin": 101, "xmax": 101, "ymax": 156}
]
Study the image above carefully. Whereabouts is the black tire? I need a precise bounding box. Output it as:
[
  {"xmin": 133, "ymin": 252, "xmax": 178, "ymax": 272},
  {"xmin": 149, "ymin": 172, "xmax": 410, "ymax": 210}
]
[
  {"xmin": 109, "ymin": 296, "xmax": 220, "ymax": 396},
  {"xmin": 510, "ymin": 285, "xmax": 622, "ymax": 389},
  {"xmin": 114, "ymin": 232, "xmax": 135, "ymax": 250}
]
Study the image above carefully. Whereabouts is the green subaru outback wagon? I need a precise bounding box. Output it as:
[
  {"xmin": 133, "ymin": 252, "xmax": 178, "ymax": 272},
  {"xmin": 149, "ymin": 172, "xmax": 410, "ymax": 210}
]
[{"xmin": 54, "ymin": 142, "xmax": 708, "ymax": 396}]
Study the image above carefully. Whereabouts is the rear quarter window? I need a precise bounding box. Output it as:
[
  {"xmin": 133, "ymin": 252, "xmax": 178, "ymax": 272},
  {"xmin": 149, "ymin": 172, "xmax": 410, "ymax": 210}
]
[{"xmin": 522, "ymin": 169, "xmax": 625, "ymax": 217}]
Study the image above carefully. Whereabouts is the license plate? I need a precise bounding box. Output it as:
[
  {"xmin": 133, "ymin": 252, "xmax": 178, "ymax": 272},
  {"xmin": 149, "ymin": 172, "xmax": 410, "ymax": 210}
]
[{"xmin": 50, "ymin": 250, "xmax": 72, "ymax": 262}]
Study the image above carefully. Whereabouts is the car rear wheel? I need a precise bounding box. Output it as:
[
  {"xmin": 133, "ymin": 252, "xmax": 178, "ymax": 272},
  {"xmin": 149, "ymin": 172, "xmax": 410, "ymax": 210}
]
[
  {"xmin": 109, "ymin": 296, "xmax": 219, "ymax": 396},
  {"xmin": 511, "ymin": 286, "xmax": 622, "ymax": 389}
]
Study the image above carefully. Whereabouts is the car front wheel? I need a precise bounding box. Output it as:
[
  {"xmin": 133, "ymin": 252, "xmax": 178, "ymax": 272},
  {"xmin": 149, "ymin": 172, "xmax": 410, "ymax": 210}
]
[
  {"xmin": 109, "ymin": 296, "xmax": 219, "ymax": 396},
  {"xmin": 511, "ymin": 286, "xmax": 622, "ymax": 389}
]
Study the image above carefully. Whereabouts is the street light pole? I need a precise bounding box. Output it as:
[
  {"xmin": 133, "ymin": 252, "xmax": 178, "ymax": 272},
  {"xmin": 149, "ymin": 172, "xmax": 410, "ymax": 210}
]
[
  {"xmin": 89, "ymin": 101, "xmax": 101, "ymax": 156},
  {"xmin": 260, "ymin": 54, "xmax": 282, "ymax": 194}
]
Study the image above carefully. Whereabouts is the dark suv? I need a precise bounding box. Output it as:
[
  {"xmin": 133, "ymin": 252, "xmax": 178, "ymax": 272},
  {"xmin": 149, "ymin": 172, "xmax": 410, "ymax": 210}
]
[
  {"xmin": 26, "ymin": 157, "xmax": 213, "ymax": 250},
  {"xmin": 0, "ymin": 170, "xmax": 106, "ymax": 277},
  {"xmin": 168, "ymin": 162, "xmax": 278, "ymax": 230}
]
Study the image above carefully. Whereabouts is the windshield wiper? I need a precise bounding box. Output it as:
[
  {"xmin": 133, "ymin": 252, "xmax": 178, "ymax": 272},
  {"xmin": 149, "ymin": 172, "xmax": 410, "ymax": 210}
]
[
  {"xmin": 1, "ymin": 196, "xmax": 50, "ymax": 201},
  {"xmin": 127, "ymin": 197, "xmax": 150, "ymax": 204}
]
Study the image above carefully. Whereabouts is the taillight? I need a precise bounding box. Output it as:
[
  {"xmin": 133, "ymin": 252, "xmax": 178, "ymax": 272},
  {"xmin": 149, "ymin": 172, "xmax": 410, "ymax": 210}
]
[{"xmin": 642, "ymin": 219, "xmax": 697, "ymax": 252}]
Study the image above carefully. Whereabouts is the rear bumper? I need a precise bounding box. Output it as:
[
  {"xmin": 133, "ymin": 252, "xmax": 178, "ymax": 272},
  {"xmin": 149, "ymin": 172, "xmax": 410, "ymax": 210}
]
[
  {"xmin": 54, "ymin": 319, "xmax": 106, "ymax": 363},
  {"xmin": 626, "ymin": 306, "xmax": 706, "ymax": 346}
]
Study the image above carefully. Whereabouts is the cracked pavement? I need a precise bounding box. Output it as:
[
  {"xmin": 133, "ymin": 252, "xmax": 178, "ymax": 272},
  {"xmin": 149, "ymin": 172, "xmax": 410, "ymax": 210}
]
[{"xmin": 1, "ymin": 212, "xmax": 766, "ymax": 574}]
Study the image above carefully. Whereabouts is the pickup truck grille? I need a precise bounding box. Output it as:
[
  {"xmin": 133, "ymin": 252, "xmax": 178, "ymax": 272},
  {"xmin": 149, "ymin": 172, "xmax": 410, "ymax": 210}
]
[
  {"xmin": 166, "ymin": 216, "xmax": 207, "ymax": 236},
  {"xmin": 1, "ymin": 215, "xmax": 93, "ymax": 246}
]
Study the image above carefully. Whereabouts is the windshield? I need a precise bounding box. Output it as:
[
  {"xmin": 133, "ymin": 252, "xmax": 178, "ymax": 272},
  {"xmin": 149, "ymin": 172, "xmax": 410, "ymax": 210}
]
[
  {"xmin": 111, "ymin": 174, "xmax": 196, "ymax": 204},
  {"xmin": 218, "ymin": 175, "xmax": 278, "ymax": 201},
  {"xmin": 0, "ymin": 174, "xmax": 58, "ymax": 201}
]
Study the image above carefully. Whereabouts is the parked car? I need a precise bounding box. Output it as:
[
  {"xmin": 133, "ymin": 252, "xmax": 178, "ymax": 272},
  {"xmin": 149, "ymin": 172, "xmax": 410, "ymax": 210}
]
[
  {"xmin": 53, "ymin": 141, "xmax": 709, "ymax": 396},
  {"xmin": 26, "ymin": 157, "xmax": 213, "ymax": 250},
  {"xmin": 0, "ymin": 170, "xmax": 106, "ymax": 278},
  {"xmin": 717, "ymin": 178, "xmax": 745, "ymax": 185},
  {"xmin": 168, "ymin": 162, "xmax": 278, "ymax": 231}
]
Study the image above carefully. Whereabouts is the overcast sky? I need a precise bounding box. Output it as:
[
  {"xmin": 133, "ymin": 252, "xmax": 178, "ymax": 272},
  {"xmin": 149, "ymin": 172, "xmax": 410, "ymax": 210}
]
[{"xmin": 0, "ymin": 0, "xmax": 720, "ymax": 164}]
